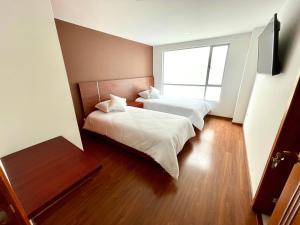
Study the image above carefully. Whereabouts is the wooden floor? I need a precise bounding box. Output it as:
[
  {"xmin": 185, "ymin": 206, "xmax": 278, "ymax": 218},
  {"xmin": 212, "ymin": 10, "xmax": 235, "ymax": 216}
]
[{"xmin": 35, "ymin": 117, "xmax": 257, "ymax": 225}]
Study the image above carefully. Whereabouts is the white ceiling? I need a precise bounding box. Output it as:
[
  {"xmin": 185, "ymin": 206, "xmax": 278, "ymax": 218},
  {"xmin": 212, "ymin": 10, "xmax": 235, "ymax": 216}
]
[{"xmin": 50, "ymin": 0, "xmax": 286, "ymax": 46}]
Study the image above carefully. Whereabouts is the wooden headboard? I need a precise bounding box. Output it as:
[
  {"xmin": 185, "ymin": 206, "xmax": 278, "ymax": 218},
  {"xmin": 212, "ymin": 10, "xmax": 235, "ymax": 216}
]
[{"xmin": 78, "ymin": 76, "xmax": 154, "ymax": 117}]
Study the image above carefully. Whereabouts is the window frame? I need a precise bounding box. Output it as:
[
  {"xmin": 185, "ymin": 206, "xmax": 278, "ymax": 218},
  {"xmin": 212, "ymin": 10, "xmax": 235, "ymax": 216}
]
[{"xmin": 162, "ymin": 44, "xmax": 229, "ymax": 101}]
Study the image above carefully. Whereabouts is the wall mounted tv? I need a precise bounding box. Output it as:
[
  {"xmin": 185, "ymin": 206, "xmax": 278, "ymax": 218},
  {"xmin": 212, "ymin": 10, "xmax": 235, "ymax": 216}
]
[{"xmin": 257, "ymin": 14, "xmax": 281, "ymax": 75}]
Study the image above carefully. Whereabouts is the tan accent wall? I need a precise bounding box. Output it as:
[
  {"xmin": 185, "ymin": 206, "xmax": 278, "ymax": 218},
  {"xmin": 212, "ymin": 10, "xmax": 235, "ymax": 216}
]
[{"xmin": 55, "ymin": 19, "xmax": 153, "ymax": 126}]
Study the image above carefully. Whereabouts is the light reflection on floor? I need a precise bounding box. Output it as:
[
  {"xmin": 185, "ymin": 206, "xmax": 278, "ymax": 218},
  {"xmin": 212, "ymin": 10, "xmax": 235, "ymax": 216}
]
[{"xmin": 185, "ymin": 128, "xmax": 215, "ymax": 170}]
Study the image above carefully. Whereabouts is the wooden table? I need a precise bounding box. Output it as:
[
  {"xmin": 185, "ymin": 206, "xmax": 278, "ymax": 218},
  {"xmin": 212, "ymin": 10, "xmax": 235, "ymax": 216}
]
[
  {"xmin": 1, "ymin": 136, "xmax": 101, "ymax": 219},
  {"xmin": 127, "ymin": 101, "xmax": 144, "ymax": 108}
]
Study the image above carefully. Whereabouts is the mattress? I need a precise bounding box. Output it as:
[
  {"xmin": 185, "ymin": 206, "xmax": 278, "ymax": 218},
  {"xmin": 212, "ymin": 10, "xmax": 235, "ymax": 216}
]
[
  {"xmin": 136, "ymin": 96, "xmax": 211, "ymax": 130},
  {"xmin": 83, "ymin": 106, "xmax": 195, "ymax": 179}
]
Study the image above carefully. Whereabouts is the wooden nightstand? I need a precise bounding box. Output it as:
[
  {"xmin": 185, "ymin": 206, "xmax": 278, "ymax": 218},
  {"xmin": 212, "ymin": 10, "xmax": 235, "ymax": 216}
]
[{"xmin": 127, "ymin": 101, "xmax": 144, "ymax": 108}]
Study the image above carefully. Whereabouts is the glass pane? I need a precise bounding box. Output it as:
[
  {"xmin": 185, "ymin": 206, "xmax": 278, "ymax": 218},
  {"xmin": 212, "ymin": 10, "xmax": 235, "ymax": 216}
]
[
  {"xmin": 205, "ymin": 87, "xmax": 222, "ymax": 101},
  {"xmin": 208, "ymin": 45, "xmax": 228, "ymax": 85},
  {"xmin": 163, "ymin": 47, "xmax": 210, "ymax": 85},
  {"xmin": 163, "ymin": 85, "xmax": 205, "ymax": 99}
]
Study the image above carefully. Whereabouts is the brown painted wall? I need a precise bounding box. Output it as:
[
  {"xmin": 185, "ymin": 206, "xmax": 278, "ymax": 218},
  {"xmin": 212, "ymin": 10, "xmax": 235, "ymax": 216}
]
[{"xmin": 55, "ymin": 19, "xmax": 153, "ymax": 126}]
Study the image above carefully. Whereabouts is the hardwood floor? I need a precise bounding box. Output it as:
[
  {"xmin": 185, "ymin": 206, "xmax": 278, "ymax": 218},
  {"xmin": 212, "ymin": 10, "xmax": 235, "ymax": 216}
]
[{"xmin": 35, "ymin": 117, "xmax": 257, "ymax": 225}]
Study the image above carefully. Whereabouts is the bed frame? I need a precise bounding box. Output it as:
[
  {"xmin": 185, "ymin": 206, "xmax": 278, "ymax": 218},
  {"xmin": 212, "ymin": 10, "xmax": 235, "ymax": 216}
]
[
  {"xmin": 78, "ymin": 76, "xmax": 192, "ymax": 177},
  {"xmin": 78, "ymin": 76, "xmax": 153, "ymax": 117},
  {"xmin": 78, "ymin": 76, "xmax": 165, "ymax": 170}
]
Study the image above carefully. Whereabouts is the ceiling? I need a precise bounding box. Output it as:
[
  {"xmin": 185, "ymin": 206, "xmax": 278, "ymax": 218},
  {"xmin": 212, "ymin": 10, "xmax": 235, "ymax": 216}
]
[{"xmin": 50, "ymin": 0, "xmax": 286, "ymax": 46}]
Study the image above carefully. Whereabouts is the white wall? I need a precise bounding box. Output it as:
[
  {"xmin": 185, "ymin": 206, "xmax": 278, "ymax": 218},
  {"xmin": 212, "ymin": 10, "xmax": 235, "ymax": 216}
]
[
  {"xmin": 244, "ymin": 0, "xmax": 300, "ymax": 194},
  {"xmin": 153, "ymin": 33, "xmax": 252, "ymax": 118},
  {"xmin": 0, "ymin": 0, "xmax": 83, "ymax": 157},
  {"xmin": 233, "ymin": 27, "xmax": 264, "ymax": 123}
]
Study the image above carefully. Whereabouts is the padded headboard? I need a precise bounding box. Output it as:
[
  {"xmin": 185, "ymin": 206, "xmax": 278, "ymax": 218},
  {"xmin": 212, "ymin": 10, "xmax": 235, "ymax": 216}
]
[{"xmin": 78, "ymin": 76, "xmax": 154, "ymax": 117}]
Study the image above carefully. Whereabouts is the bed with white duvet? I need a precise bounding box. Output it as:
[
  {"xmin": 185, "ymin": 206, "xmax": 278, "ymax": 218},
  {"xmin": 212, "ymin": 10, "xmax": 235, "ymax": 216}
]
[
  {"xmin": 136, "ymin": 96, "xmax": 211, "ymax": 130},
  {"xmin": 83, "ymin": 106, "xmax": 195, "ymax": 179}
]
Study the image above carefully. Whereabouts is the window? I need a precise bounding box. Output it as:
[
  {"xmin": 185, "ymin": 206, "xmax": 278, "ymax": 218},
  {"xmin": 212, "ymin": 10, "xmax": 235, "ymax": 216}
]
[{"xmin": 163, "ymin": 45, "xmax": 228, "ymax": 101}]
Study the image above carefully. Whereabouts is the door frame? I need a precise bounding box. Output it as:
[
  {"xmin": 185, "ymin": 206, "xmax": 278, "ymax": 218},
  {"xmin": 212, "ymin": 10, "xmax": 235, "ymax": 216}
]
[
  {"xmin": 269, "ymin": 163, "xmax": 300, "ymax": 224},
  {"xmin": 252, "ymin": 75, "xmax": 300, "ymax": 214}
]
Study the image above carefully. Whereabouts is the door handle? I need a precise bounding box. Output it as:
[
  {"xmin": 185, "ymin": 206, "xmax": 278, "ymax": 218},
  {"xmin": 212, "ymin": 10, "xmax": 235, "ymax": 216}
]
[
  {"xmin": 271, "ymin": 152, "xmax": 285, "ymax": 169},
  {"xmin": 271, "ymin": 151, "xmax": 299, "ymax": 169}
]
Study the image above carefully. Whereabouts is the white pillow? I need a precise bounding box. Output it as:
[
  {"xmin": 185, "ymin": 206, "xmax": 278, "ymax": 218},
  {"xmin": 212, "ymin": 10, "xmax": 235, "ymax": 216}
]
[
  {"xmin": 150, "ymin": 86, "xmax": 160, "ymax": 99},
  {"xmin": 138, "ymin": 90, "xmax": 150, "ymax": 99},
  {"xmin": 109, "ymin": 94, "xmax": 127, "ymax": 112},
  {"xmin": 95, "ymin": 100, "xmax": 111, "ymax": 113}
]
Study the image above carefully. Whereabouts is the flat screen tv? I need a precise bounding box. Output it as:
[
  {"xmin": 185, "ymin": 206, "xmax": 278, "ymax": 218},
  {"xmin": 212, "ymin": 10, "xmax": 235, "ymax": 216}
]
[{"xmin": 257, "ymin": 14, "xmax": 281, "ymax": 75}]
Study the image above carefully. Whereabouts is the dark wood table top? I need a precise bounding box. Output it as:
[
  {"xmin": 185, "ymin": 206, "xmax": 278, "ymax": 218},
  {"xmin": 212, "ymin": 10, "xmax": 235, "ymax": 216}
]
[
  {"xmin": 1, "ymin": 136, "xmax": 101, "ymax": 219},
  {"xmin": 127, "ymin": 101, "xmax": 144, "ymax": 108}
]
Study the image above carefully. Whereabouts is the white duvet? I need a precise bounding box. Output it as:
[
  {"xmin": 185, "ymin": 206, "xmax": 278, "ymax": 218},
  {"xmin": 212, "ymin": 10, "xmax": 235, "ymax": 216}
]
[
  {"xmin": 83, "ymin": 106, "xmax": 195, "ymax": 179},
  {"xmin": 136, "ymin": 96, "xmax": 211, "ymax": 130}
]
